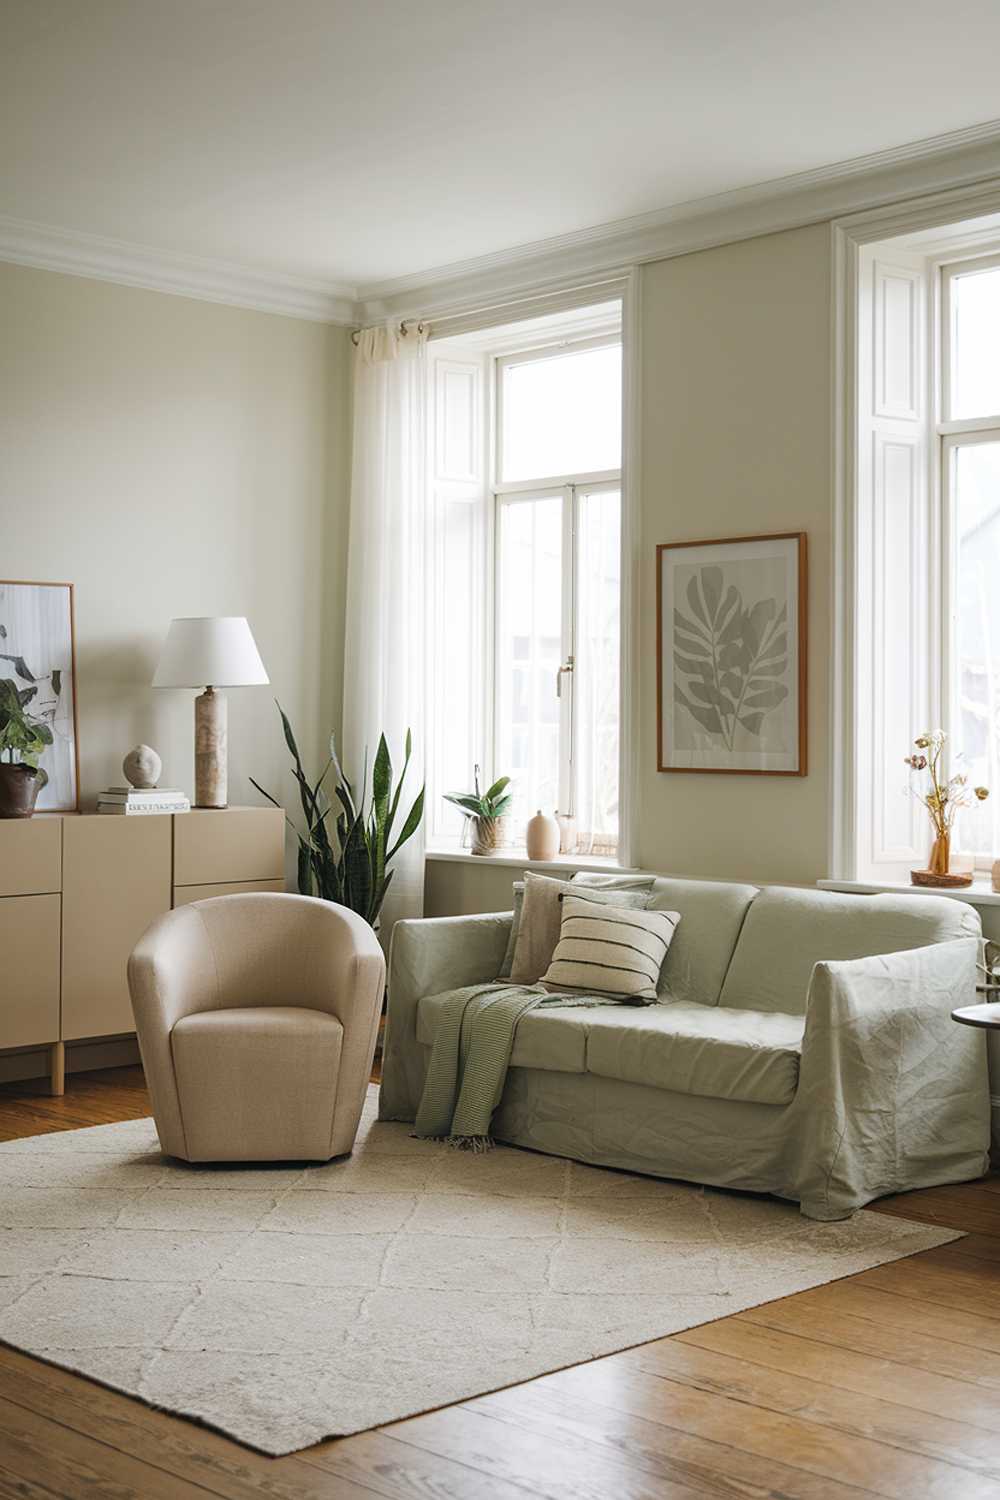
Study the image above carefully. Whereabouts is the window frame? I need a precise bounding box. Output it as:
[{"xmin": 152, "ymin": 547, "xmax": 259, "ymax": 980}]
[
  {"xmin": 490, "ymin": 333, "xmax": 622, "ymax": 842},
  {"xmin": 937, "ymin": 254, "xmax": 1000, "ymax": 867}
]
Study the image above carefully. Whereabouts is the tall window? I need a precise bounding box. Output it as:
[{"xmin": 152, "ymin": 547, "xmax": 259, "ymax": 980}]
[
  {"xmin": 852, "ymin": 237, "xmax": 1000, "ymax": 881},
  {"xmin": 943, "ymin": 256, "xmax": 1000, "ymax": 858},
  {"xmin": 426, "ymin": 312, "xmax": 623, "ymax": 857}
]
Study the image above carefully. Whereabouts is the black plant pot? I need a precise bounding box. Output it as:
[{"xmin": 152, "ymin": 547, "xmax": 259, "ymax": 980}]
[{"xmin": 0, "ymin": 764, "xmax": 43, "ymax": 819}]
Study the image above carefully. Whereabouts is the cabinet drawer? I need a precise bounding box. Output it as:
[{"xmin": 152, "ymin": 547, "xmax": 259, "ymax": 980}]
[
  {"xmin": 61, "ymin": 815, "xmax": 172, "ymax": 1041},
  {"xmin": 173, "ymin": 807, "xmax": 284, "ymax": 886},
  {"xmin": 173, "ymin": 878, "xmax": 285, "ymax": 906},
  {"xmin": 0, "ymin": 817, "xmax": 61, "ymax": 897},
  {"xmin": 0, "ymin": 894, "xmax": 60, "ymax": 1048}
]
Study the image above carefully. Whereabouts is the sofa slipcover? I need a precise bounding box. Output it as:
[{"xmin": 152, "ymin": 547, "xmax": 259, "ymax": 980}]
[
  {"xmin": 582, "ymin": 1002, "xmax": 803, "ymax": 1105},
  {"xmin": 718, "ymin": 885, "xmax": 980, "ymax": 1014},
  {"xmin": 381, "ymin": 876, "xmax": 990, "ymax": 1218}
]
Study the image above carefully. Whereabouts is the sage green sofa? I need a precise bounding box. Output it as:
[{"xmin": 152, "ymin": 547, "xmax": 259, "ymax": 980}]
[{"xmin": 379, "ymin": 877, "xmax": 990, "ymax": 1219}]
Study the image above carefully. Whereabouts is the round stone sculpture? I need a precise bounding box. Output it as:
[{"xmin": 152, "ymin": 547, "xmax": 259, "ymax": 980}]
[{"xmin": 123, "ymin": 744, "xmax": 162, "ymax": 789}]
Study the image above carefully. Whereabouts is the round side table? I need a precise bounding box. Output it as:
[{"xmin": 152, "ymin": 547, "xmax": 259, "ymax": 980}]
[{"xmin": 952, "ymin": 983, "xmax": 1000, "ymax": 1030}]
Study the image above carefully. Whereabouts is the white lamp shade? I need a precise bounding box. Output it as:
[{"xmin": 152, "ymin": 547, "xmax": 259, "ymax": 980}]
[{"xmin": 152, "ymin": 617, "xmax": 269, "ymax": 688}]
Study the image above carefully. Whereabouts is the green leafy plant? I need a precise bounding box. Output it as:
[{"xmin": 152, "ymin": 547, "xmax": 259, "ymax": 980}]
[
  {"xmin": 251, "ymin": 702, "xmax": 424, "ymax": 930},
  {"xmin": 0, "ymin": 678, "xmax": 51, "ymax": 785},
  {"xmin": 673, "ymin": 566, "xmax": 789, "ymax": 751},
  {"xmin": 443, "ymin": 765, "xmax": 513, "ymax": 821}
]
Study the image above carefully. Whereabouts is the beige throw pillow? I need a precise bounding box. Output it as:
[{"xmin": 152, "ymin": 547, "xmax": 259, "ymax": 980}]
[
  {"xmin": 509, "ymin": 872, "xmax": 653, "ymax": 985},
  {"xmin": 542, "ymin": 896, "xmax": 681, "ymax": 1003}
]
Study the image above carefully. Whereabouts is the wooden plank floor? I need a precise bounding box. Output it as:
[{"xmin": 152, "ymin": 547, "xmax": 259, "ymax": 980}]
[{"xmin": 0, "ymin": 1066, "xmax": 998, "ymax": 1499}]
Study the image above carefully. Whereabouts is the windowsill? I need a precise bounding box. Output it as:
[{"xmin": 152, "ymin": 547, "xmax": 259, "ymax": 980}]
[
  {"xmin": 425, "ymin": 846, "xmax": 637, "ymax": 875},
  {"xmin": 819, "ymin": 876, "xmax": 1000, "ymax": 908}
]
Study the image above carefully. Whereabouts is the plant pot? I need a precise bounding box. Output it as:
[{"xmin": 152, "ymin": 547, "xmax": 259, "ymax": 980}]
[
  {"xmin": 469, "ymin": 816, "xmax": 499, "ymax": 856},
  {"xmin": 0, "ymin": 764, "xmax": 43, "ymax": 819}
]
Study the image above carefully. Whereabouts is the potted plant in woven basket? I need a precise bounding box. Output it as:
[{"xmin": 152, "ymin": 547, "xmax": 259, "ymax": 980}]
[
  {"xmin": 0, "ymin": 678, "xmax": 52, "ymax": 818},
  {"xmin": 444, "ymin": 766, "xmax": 512, "ymax": 855}
]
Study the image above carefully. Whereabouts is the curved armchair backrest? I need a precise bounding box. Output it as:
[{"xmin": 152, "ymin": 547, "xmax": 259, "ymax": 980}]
[{"xmin": 131, "ymin": 892, "xmax": 384, "ymax": 1028}]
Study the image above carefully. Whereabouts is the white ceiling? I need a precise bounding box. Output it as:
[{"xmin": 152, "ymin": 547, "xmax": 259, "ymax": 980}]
[{"xmin": 6, "ymin": 0, "xmax": 1000, "ymax": 296}]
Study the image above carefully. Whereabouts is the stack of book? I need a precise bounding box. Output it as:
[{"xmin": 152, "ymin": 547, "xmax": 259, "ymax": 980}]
[{"xmin": 97, "ymin": 787, "xmax": 191, "ymax": 816}]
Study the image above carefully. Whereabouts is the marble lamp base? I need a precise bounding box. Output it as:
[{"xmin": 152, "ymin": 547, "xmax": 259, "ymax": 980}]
[{"xmin": 194, "ymin": 686, "xmax": 228, "ymax": 809}]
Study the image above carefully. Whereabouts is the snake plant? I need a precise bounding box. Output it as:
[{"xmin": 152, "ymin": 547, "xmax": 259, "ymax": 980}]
[{"xmin": 251, "ymin": 703, "xmax": 424, "ymax": 930}]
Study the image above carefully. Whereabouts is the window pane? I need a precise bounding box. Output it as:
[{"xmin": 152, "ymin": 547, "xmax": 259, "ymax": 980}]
[
  {"xmin": 574, "ymin": 488, "xmax": 620, "ymax": 856},
  {"xmin": 951, "ymin": 266, "xmax": 1000, "ymax": 420},
  {"xmin": 495, "ymin": 496, "xmax": 563, "ymax": 841},
  {"xmin": 954, "ymin": 440, "xmax": 1000, "ymax": 854},
  {"xmin": 501, "ymin": 343, "xmax": 621, "ymax": 482}
]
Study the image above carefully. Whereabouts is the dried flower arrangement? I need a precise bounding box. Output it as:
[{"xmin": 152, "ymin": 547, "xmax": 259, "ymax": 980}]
[{"xmin": 905, "ymin": 730, "xmax": 988, "ymax": 888}]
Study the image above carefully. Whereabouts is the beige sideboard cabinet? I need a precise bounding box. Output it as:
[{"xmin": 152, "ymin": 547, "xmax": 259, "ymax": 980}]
[{"xmin": 0, "ymin": 807, "xmax": 284, "ymax": 1094}]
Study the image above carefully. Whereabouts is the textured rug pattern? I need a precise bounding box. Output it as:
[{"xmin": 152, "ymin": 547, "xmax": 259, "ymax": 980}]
[{"xmin": 0, "ymin": 1087, "xmax": 961, "ymax": 1454}]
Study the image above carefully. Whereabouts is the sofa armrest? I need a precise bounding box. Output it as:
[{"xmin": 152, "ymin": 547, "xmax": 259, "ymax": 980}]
[
  {"xmin": 378, "ymin": 911, "xmax": 513, "ymax": 1121},
  {"xmin": 792, "ymin": 936, "xmax": 989, "ymax": 1219}
]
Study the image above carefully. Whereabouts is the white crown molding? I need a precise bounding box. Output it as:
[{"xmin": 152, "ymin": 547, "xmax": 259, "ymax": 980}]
[
  {"xmin": 359, "ymin": 117, "xmax": 1000, "ymax": 324},
  {"xmin": 5, "ymin": 118, "xmax": 1000, "ymax": 327},
  {"xmin": 0, "ymin": 215, "xmax": 359, "ymax": 324}
]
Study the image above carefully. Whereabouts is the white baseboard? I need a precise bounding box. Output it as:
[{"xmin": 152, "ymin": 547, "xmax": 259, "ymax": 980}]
[{"xmin": 0, "ymin": 1036, "xmax": 141, "ymax": 1086}]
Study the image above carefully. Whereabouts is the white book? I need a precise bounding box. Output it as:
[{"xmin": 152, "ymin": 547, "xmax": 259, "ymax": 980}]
[
  {"xmin": 98, "ymin": 801, "xmax": 190, "ymax": 816},
  {"xmin": 101, "ymin": 787, "xmax": 186, "ymax": 801}
]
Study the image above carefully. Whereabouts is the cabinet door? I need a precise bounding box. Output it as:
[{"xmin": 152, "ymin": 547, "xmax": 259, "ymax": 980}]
[
  {"xmin": 61, "ymin": 816, "xmax": 172, "ymax": 1041},
  {"xmin": 0, "ymin": 817, "xmax": 61, "ymax": 897},
  {"xmin": 173, "ymin": 807, "xmax": 285, "ymax": 886},
  {"xmin": 0, "ymin": 894, "xmax": 60, "ymax": 1048}
]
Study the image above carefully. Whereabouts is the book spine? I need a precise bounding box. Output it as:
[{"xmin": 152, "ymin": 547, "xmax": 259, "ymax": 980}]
[{"xmin": 98, "ymin": 803, "xmax": 190, "ymax": 815}]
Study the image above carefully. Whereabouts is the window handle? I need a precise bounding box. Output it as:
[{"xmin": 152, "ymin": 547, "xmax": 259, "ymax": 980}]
[{"xmin": 556, "ymin": 655, "xmax": 575, "ymax": 698}]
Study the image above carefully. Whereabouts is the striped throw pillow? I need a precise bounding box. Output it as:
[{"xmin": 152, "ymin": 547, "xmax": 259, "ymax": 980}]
[{"xmin": 541, "ymin": 896, "xmax": 680, "ymax": 1003}]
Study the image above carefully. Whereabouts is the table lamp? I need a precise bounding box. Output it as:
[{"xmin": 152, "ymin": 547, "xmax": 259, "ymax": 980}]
[{"xmin": 152, "ymin": 617, "xmax": 269, "ymax": 809}]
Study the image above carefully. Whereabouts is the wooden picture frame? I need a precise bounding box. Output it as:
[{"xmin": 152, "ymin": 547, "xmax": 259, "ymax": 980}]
[
  {"xmin": 0, "ymin": 580, "xmax": 80, "ymax": 811},
  {"xmin": 657, "ymin": 533, "xmax": 807, "ymax": 776}
]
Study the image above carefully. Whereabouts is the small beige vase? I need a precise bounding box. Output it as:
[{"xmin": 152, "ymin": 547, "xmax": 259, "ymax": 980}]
[{"xmin": 525, "ymin": 809, "xmax": 560, "ymax": 861}]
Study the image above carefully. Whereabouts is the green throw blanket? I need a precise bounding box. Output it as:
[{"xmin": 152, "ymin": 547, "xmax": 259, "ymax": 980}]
[{"xmin": 414, "ymin": 983, "xmax": 622, "ymax": 1149}]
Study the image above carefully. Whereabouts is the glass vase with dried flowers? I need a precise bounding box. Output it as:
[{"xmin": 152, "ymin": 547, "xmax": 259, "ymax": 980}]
[{"xmin": 905, "ymin": 731, "xmax": 989, "ymax": 888}]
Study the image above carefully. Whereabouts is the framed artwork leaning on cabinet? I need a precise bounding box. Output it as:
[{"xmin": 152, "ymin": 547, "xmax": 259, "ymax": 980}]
[
  {"xmin": 657, "ymin": 532, "xmax": 807, "ymax": 776},
  {"xmin": 0, "ymin": 579, "xmax": 80, "ymax": 811}
]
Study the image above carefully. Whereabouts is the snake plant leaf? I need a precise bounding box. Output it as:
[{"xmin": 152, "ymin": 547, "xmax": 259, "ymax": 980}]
[
  {"xmin": 387, "ymin": 730, "xmax": 413, "ymax": 833},
  {"xmin": 387, "ymin": 783, "xmax": 424, "ymax": 861},
  {"xmin": 372, "ymin": 735, "xmax": 392, "ymax": 830}
]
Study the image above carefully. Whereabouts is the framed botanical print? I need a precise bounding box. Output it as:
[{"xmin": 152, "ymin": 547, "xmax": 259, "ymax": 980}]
[
  {"xmin": 0, "ymin": 580, "xmax": 80, "ymax": 810},
  {"xmin": 657, "ymin": 533, "xmax": 807, "ymax": 775}
]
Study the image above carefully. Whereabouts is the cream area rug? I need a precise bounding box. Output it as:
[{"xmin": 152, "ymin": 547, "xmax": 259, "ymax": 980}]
[{"xmin": 0, "ymin": 1086, "xmax": 960, "ymax": 1456}]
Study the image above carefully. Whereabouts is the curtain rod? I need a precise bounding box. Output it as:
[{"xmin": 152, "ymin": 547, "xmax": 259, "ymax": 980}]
[
  {"xmin": 350, "ymin": 273, "xmax": 629, "ymax": 345},
  {"xmin": 350, "ymin": 320, "xmax": 427, "ymax": 347}
]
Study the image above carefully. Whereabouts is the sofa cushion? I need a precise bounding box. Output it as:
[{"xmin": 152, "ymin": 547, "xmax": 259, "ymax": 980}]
[
  {"xmin": 416, "ymin": 990, "xmax": 593, "ymax": 1073},
  {"xmin": 573, "ymin": 873, "xmax": 758, "ymax": 1006},
  {"xmin": 582, "ymin": 1003, "xmax": 803, "ymax": 1105},
  {"xmin": 718, "ymin": 886, "xmax": 983, "ymax": 1016},
  {"xmin": 541, "ymin": 898, "xmax": 680, "ymax": 1002},
  {"xmin": 509, "ymin": 872, "xmax": 653, "ymax": 984}
]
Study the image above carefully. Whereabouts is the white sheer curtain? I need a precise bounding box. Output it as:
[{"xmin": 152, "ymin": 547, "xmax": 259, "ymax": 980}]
[{"xmin": 343, "ymin": 322, "xmax": 429, "ymax": 936}]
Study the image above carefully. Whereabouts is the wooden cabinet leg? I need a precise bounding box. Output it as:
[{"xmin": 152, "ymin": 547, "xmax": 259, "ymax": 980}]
[{"xmin": 49, "ymin": 1041, "xmax": 65, "ymax": 1096}]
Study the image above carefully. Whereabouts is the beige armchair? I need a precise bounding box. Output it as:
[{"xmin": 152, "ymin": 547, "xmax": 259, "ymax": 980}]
[{"xmin": 128, "ymin": 892, "xmax": 385, "ymax": 1163}]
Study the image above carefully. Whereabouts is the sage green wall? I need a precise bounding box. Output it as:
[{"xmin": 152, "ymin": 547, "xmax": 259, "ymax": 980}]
[
  {"xmin": 0, "ymin": 261, "xmax": 351, "ymax": 829},
  {"xmin": 425, "ymin": 222, "xmax": 832, "ymax": 917}
]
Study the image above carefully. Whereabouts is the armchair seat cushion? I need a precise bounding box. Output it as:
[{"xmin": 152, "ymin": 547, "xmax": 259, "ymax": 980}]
[
  {"xmin": 171, "ymin": 1006, "xmax": 344, "ymax": 1162},
  {"xmin": 583, "ymin": 1003, "xmax": 804, "ymax": 1106}
]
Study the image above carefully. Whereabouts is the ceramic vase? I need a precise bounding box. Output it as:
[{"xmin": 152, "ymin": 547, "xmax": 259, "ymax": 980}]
[{"xmin": 526, "ymin": 809, "xmax": 560, "ymax": 861}]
